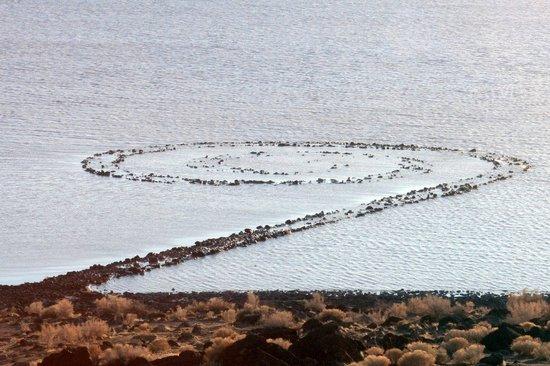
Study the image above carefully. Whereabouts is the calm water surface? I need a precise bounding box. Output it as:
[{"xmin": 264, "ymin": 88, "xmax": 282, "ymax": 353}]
[{"xmin": 1, "ymin": 1, "xmax": 549, "ymax": 290}]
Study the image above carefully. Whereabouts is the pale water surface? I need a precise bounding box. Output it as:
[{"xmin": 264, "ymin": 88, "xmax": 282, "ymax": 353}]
[{"xmin": 1, "ymin": 1, "xmax": 549, "ymax": 290}]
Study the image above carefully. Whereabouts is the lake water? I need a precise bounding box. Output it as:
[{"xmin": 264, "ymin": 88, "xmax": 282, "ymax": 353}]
[{"xmin": 1, "ymin": 1, "xmax": 549, "ymax": 291}]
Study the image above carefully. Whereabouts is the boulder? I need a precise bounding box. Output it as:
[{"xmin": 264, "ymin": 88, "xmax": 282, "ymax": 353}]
[
  {"xmin": 289, "ymin": 321, "xmax": 363, "ymax": 365},
  {"xmin": 38, "ymin": 347, "xmax": 93, "ymax": 366},
  {"xmin": 149, "ymin": 349, "xmax": 201, "ymax": 366},
  {"xmin": 527, "ymin": 326, "xmax": 550, "ymax": 342},
  {"xmin": 177, "ymin": 329, "xmax": 194, "ymax": 342},
  {"xmin": 378, "ymin": 332, "xmax": 410, "ymax": 350},
  {"xmin": 478, "ymin": 353, "xmax": 504, "ymax": 366},
  {"xmin": 482, "ymin": 308, "xmax": 510, "ymax": 326},
  {"xmin": 438, "ymin": 315, "xmax": 474, "ymax": 329},
  {"xmin": 218, "ymin": 334, "xmax": 299, "ymax": 366},
  {"xmin": 301, "ymin": 318, "xmax": 323, "ymax": 333},
  {"xmin": 236, "ymin": 310, "xmax": 262, "ymax": 325},
  {"xmin": 128, "ymin": 358, "xmax": 152, "ymax": 366},
  {"xmin": 167, "ymin": 339, "xmax": 179, "ymax": 348},
  {"xmin": 178, "ymin": 350, "xmax": 202, "ymax": 366},
  {"xmin": 481, "ymin": 323, "xmax": 521, "ymax": 351}
]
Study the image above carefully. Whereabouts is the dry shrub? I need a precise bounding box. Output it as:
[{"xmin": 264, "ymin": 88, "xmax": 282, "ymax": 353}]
[
  {"xmin": 204, "ymin": 336, "xmax": 242, "ymax": 365},
  {"xmin": 385, "ymin": 348, "xmax": 404, "ymax": 364},
  {"xmin": 388, "ymin": 302, "xmax": 408, "ymax": 318},
  {"xmin": 304, "ymin": 292, "xmax": 326, "ymax": 312},
  {"xmin": 261, "ymin": 310, "xmax": 295, "ymax": 328},
  {"xmin": 38, "ymin": 324, "xmax": 59, "ymax": 348},
  {"xmin": 26, "ymin": 301, "xmax": 44, "ymax": 316},
  {"xmin": 345, "ymin": 311, "xmax": 366, "ymax": 324},
  {"xmin": 443, "ymin": 337, "xmax": 469, "ymax": 355},
  {"xmin": 352, "ymin": 355, "xmax": 391, "ymax": 366},
  {"xmin": 397, "ymin": 350, "xmax": 435, "ymax": 366},
  {"xmin": 451, "ymin": 344, "xmax": 484, "ymax": 365},
  {"xmin": 507, "ymin": 291, "xmax": 550, "ymax": 324},
  {"xmin": 52, "ymin": 324, "xmax": 81, "ymax": 345},
  {"xmin": 213, "ymin": 326, "xmax": 238, "ymax": 338},
  {"xmin": 38, "ymin": 299, "xmax": 76, "ymax": 319},
  {"xmin": 221, "ymin": 308, "xmax": 237, "ymax": 324},
  {"xmin": 148, "ymin": 338, "xmax": 171, "ymax": 354},
  {"xmin": 20, "ymin": 322, "xmax": 31, "ymax": 333},
  {"xmin": 168, "ymin": 306, "xmax": 187, "ymax": 321},
  {"xmin": 100, "ymin": 344, "xmax": 150, "ymax": 364},
  {"xmin": 365, "ymin": 346, "xmax": 385, "ymax": 356},
  {"xmin": 95, "ymin": 295, "xmax": 141, "ymax": 320},
  {"xmin": 40, "ymin": 324, "xmax": 78, "ymax": 347},
  {"xmin": 238, "ymin": 291, "xmax": 272, "ymax": 317},
  {"xmin": 368, "ymin": 309, "xmax": 388, "ymax": 325},
  {"xmin": 445, "ymin": 323, "xmax": 492, "ymax": 343},
  {"xmin": 436, "ymin": 347, "xmax": 449, "ymax": 364},
  {"xmin": 452, "ymin": 302, "xmax": 475, "ymax": 317},
  {"xmin": 267, "ymin": 337, "xmax": 292, "ymax": 350},
  {"xmin": 81, "ymin": 318, "xmax": 110, "ymax": 339},
  {"xmin": 534, "ymin": 342, "xmax": 550, "ymax": 360},
  {"xmin": 137, "ymin": 322, "xmax": 150, "ymax": 332},
  {"xmin": 38, "ymin": 319, "xmax": 110, "ymax": 347},
  {"xmin": 123, "ymin": 313, "xmax": 138, "ymax": 326},
  {"xmin": 511, "ymin": 335, "xmax": 541, "ymax": 356},
  {"xmin": 88, "ymin": 344, "xmax": 102, "ymax": 363},
  {"xmin": 318, "ymin": 308, "xmax": 347, "ymax": 322},
  {"xmin": 244, "ymin": 292, "xmax": 260, "ymax": 310},
  {"xmin": 406, "ymin": 342, "xmax": 437, "ymax": 357},
  {"xmin": 186, "ymin": 300, "xmax": 208, "ymax": 315},
  {"xmin": 407, "ymin": 295, "xmax": 452, "ymax": 320},
  {"xmin": 207, "ymin": 297, "xmax": 234, "ymax": 313}
]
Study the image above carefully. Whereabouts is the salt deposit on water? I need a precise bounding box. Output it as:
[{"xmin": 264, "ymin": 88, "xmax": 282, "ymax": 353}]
[{"xmin": 1, "ymin": 1, "xmax": 548, "ymax": 290}]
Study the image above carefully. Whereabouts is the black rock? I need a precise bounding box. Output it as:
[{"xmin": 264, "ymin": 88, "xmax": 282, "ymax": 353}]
[
  {"xmin": 379, "ymin": 332, "xmax": 410, "ymax": 350},
  {"xmin": 236, "ymin": 310, "xmax": 262, "ymax": 325},
  {"xmin": 527, "ymin": 326, "xmax": 550, "ymax": 342},
  {"xmin": 38, "ymin": 347, "xmax": 93, "ymax": 366},
  {"xmin": 128, "ymin": 358, "xmax": 152, "ymax": 366},
  {"xmin": 289, "ymin": 321, "xmax": 364, "ymax": 365},
  {"xmin": 438, "ymin": 315, "xmax": 474, "ymax": 329},
  {"xmin": 481, "ymin": 323, "xmax": 521, "ymax": 351},
  {"xmin": 478, "ymin": 352, "xmax": 504, "ymax": 366},
  {"xmin": 178, "ymin": 350, "xmax": 202, "ymax": 366},
  {"xmin": 301, "ymin": 318, "xmax": 323, "ymax": 333},
  {"xmin": 218, "ymin": 334, "xmax": 300, "ymax": 366},
  {"xmin": 382, "ymin": 316, "xmax": 403, "ymax": 326},
  {"xmin": 150, "ymin": 349, "xmax": 201, "ymax": 366},
  {"xmin": 482, "ymin": 308, "xmax": 510, "ymax": 326}
]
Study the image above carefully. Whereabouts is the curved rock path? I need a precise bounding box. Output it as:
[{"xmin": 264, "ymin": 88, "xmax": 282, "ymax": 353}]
[{"xmin": 0, "ymin": 141, "xmax": 530, "ymax": 306}]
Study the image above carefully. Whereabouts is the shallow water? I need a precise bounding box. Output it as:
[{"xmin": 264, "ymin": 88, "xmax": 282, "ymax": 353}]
[{"xmin": 1, "ymin": 1, "xmax": 549, "ymax": 290}]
